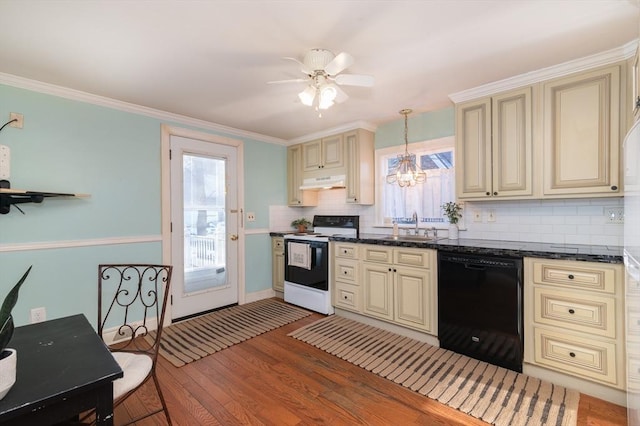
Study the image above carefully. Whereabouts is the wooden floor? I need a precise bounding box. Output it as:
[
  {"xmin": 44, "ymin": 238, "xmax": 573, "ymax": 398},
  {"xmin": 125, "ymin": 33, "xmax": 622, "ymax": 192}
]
[{"xmin": 116, "ymin": 312, "xmax": 628, "ymax": 425}]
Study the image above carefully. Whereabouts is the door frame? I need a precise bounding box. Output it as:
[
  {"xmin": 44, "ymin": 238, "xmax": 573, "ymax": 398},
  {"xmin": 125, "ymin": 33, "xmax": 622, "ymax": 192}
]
[{"xmin": 160, "ymin": 124, "xmax": 245, "ymax": 324}]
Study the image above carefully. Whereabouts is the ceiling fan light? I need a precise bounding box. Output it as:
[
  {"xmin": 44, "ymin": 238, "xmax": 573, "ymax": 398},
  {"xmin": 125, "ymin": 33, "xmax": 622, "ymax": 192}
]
[
  {"xmin": 319, "ymin": 83, "xmax": 337, "ymax": 102},
  {"xmin": 298, "ymin": 86, "xmax": 316, "ymax": 106},
  {"xmin": 318, "ymin": 97, "xmax": 334, "ymax": 110}
]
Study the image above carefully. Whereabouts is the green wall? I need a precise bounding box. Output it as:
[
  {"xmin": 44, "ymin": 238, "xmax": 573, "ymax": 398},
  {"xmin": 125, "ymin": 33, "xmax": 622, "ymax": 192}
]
[
  {"xmin": 0, "ymin": 83, "xmax": 285, "ymax": 328},
  {"xmin": 375, "ymin": 107, "xmax": 454, "ymax": 149}
]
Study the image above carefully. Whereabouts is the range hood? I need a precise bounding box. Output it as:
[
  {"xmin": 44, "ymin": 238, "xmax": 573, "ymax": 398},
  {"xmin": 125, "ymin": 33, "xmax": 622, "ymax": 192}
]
[{"xmin": 299, "ymin": 175, "xmax": 346, "ymax": 190}]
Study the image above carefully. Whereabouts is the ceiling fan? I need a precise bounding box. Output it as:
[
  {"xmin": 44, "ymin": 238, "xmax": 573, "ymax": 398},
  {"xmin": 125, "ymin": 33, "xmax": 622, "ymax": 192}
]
[{"xmin": 269, "ymin": 48, "xmax": 374, "ymax": 112}]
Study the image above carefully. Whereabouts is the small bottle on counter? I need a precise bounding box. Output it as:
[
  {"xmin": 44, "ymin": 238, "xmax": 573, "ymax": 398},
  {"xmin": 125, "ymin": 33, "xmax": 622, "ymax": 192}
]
[{"xmin": 392, "ymin": 221, "xmax": 399, "ymax": 237}]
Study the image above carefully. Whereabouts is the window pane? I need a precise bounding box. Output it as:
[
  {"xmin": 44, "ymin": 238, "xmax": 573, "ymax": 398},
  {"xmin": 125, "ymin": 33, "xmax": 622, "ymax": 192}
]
[{"xmin": 377, "ymin": 139, "xmax": 455, "ymax": 227}]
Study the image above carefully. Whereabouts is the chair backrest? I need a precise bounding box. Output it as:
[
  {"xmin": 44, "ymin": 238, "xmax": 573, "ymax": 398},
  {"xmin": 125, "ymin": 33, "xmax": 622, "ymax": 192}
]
[{"xmin": 98, "ymin": 264, "xmax": 173, "ymax": 362}]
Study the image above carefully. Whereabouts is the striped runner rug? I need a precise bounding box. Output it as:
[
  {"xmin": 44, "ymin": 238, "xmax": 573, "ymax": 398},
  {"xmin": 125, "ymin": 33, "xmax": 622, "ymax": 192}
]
[
  {"xmin": 289, "ymin": 315, "xmax": 579, "ymax": 426},
  {"xmin": 148, "ymin": 298, "xmax": 311, "ymax": 367}
]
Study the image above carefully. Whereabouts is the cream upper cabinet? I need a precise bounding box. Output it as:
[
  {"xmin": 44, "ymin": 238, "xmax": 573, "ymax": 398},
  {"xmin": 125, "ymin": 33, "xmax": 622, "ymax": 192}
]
[
  {"xmin": 456, "ymin": 86, "xmax": 533, "ymax": 200},
  {"xmin": 302, "ymin": 134, "xmax": 345, "ymax": 173},
  {"xmin": 287, "ymin": 145, "xmax": 317, "ymax": 207},
  {"xmin": 344, "ymin": 129, "xmax": 374, "ymax": 205},
  {"xmin": 542, "ymin": 64, "xmax": 622, "ymax": 196}
]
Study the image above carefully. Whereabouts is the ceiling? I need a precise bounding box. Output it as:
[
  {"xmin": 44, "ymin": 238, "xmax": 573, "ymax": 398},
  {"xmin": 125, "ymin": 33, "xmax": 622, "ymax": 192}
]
[{"xmin": 0, "ymin": 1, "xmax": 638, "ymax": 143}]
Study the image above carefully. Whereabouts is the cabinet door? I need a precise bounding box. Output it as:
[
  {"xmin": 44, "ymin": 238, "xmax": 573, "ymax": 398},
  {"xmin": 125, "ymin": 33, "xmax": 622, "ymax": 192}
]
[
  {"xmin": 394, "ymin": 266, "xmax": 433, "ymax": 332},
  {"xmin": 362, "ymin": 262, "xmax": 394, "ymax": 321},
  {"xmin": 321, "ymin": 134, "xmax": 344, "ymax": 170},
  {"xmin": 492, "ymin": 87, "xmax": 532, "ymax": 197},
  {"xmin": 456, "ymin": 98, "xmax": 492, "ymax": 198},
  {"xmin": 287, "ymin": 145, "xmax": 317, "ymax": 206},
  {"xmin": 345, "ymin": 132, "xmax": 360, "ymax": 203},
  {"xmin": 345, "ymin": 130, "xmax": 374, "ymax": 205},
  {"xmin": 633, "ymin": 47, "xmax": 640, "ymax": 122},
  {"xmin": 273, "ymin": 251, "xmax": 285, "ymax": 292},
  {"xmin": 302, "ymin": 140, "xmax": 323, "ymax": 172},
  {"xmin": 543, "ymin": 65, "xmax": 621, "ymax": 196}
]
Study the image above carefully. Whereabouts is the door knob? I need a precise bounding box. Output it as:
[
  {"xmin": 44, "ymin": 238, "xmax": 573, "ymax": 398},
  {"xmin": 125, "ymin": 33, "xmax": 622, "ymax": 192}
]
[{"xmin": 230, "ymin": 234, "xmax": 238, "ymax": 241}]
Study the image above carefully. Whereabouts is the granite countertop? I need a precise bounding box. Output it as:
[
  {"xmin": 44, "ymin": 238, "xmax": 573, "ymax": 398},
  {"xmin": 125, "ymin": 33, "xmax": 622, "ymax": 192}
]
[{"xmin": 329, "ymin": 233, "xmax": 623, "ymax": 264}]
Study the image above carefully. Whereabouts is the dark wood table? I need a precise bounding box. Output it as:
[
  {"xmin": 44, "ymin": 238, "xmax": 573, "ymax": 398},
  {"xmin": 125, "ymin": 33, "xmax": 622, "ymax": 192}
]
[{"xmin": 0, "ymin": 314, "xmax": 123, "ymax": 425}]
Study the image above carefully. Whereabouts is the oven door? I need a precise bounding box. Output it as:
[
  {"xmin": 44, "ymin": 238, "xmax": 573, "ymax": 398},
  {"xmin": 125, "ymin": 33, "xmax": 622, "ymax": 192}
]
[{"xmin": 284, "ymin": 239, "xmax": 328, "ymax": 291}]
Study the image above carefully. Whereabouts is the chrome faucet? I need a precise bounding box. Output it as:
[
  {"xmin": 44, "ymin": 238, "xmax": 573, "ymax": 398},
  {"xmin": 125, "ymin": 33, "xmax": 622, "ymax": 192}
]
[{"xmin": 412, "ymin": 211, "xmax": 418, "ymax": 235}]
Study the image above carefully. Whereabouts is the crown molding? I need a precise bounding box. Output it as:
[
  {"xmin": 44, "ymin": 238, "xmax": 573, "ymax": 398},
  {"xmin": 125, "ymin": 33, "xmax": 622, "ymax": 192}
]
[
  {"xmin": 449, "ymin": 40, "xmax": 639, "ymax": 104},
  {"xmin": 0, "ymin": 72, "xmax": 287, "ymax": 146},
  {"xmin": 288, "ymin": 120, "xmax": 377, "ymax": 145}
]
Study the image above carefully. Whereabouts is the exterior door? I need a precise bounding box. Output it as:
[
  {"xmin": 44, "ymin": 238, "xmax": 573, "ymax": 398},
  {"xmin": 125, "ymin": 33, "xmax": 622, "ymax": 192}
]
[{"xmin": 170, "ymin": 135, "xmax": 239, "ymax": 320}]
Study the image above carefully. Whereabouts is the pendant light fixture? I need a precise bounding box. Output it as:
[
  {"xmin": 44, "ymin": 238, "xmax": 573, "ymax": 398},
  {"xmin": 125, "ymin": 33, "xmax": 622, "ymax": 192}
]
[{"xmin": 386, "ymin": 109, "xmax": 426, "ymax": 187}]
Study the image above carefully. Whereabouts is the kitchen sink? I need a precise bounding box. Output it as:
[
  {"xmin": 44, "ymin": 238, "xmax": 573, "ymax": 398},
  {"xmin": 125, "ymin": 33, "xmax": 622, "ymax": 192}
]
[{"xmin": 382, "ymin": 235, "xmax": 441, "ymax": 242}]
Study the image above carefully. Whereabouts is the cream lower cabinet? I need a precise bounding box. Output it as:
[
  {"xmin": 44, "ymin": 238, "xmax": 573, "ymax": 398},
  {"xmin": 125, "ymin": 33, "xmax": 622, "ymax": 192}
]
[
  {"xmin": 360, "ymin": 245, "xmax": 437, "ymax": 334},
  {"xmin": 524, "ymin": 257, "xmax": 625, "ymax": 389},
  {"xmin": 271, "ymin": 237, "xmax": 285, "ymax": 292},
  {"xmin": 333, "ymin": 242, "xmax": 361, "ymax": 312}
]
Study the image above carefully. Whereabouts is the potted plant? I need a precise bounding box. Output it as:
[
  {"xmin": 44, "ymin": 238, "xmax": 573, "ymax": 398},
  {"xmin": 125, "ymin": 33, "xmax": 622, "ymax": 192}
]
[
  {"xmin": 442, "ymin": 201, "xmax": 463, "ymax": 240},
  {"xmin": 291, "ymin": 218, "xmax": 312, "ymax": 233},
  {"xmin": 0, "ymin": 266, "xmax": 32, "ymax": 400}
]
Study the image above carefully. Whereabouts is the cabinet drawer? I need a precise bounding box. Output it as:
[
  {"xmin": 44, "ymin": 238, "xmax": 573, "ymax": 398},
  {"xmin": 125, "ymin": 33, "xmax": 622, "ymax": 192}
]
[
  {"xmin": 394, "ymin": 248, "xmax": 432, "ymax": 268},
  {"xmin": 334, "ymin": 282, "xmax": 361, "ymax": 312},
  {"xmin": 363, "ymin": 246, "xmax": 393, "ymax": 263},
  {"xmin": 334, "ymin": 259, "xmax": 359, "ymax": 284},
  {"xmin": 530, "ymin": 259, "xmax": 617, "ymax": 293},
  {"xmin": 272, "ymin": 237, "xmax": 284, "ymax": 252},
  {"xmin": 533, "ymin": 327, "xmax": 619, "ymax": 386},
  {"xmin": 628, "ymin": 343, "xmax": 640, "ymax": 392},
  {"xmin": 533, "ymin": 287, "xmax": 616, "ymax": 338},
  {"xmin": 334, "ymin": 243, "xmax": 359, "ymax": 259}
]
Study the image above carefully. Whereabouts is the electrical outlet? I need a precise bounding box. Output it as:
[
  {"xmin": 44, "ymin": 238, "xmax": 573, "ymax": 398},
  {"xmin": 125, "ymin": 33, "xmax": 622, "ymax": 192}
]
[
  {"xmin": 30, "ymin": 307, "xmax": 46, "ymax": 323},
  {"xmin": 246, "ymin": 212, "xmax": 256, "ymax": 222},
  {"xmin": 9, "ymin": 113, "xmax": 23, "ymax": 129},
  {"xmin": 487, "ymin": 209, "xmax": 496, "ymax": 222},
  {"xmin": 0, "ymin": 145, "xmax": 9, "ymax": 179},
  {"xmin": 605, "ymin": 207, "xmax": 624, "ymax": 224},
  {"xmin": 473, "ymin": 210, "xmax": 482, "ymax": 222}
]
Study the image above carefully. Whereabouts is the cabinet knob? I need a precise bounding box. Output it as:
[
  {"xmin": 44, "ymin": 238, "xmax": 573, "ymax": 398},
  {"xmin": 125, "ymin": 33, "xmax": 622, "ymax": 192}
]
[
  {"xmin": 569, "ymin": 352, "xmax": 576, "ymax": 358},
  {"xmin": 344, "ymin": 295, "xmax": 348, "ymax": 299},
  {"xmin": 344, "ymin": 271, "xmax": 348, "ymax": 274},
  {"xmin": 388, "ymin": 268, "xmax": 392, "ymax": 272},
  {"xmin": 611, "ymin": 185, "xmax": 618, "ymax": 191},
  {"xmin": 486, "ymin": 192, "xmax": 490, "ymax": 196},
  {"xmin": 393, "ymin": 268, "xmax": 397, "ymax": 272},
  {"xmin": 493, "ymin": 191, "xmax": 498, "ymax": 196},
  {"xmin": 568, "ymin": 274, "xmax": 574, "ymax": 280},
  {"xmin": 568, "ymin": 309, "xmax": 575, "ymax": 314}
]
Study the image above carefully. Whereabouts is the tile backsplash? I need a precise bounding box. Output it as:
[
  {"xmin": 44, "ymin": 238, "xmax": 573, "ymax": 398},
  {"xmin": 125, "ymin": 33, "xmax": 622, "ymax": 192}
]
[{"xmin": 269, "ymin": 189, "xmax": 624, "ymax": 247}]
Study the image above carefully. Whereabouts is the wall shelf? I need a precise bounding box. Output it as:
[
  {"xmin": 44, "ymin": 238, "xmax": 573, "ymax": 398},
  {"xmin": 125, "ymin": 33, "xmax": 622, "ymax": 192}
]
[{"xmin": 0, "ymin": 180, "xmax": 89, "ymax": 214}]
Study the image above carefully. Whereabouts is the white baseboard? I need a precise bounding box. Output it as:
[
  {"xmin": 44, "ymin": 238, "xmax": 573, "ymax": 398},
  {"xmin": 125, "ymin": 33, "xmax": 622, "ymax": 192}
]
[
  {"xmin": 244, "ymin": 288, "xmax": 277, "ymax": 304},
  {"xmin": 102, "ymin": 318, "xmax": 159, "ymax": 345}
]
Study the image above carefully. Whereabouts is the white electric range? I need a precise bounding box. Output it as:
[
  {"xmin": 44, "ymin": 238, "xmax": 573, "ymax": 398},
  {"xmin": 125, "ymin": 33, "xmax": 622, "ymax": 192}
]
[{"xmin": 283, "ymin": 215, "xmax": 359, "ymax": 315}]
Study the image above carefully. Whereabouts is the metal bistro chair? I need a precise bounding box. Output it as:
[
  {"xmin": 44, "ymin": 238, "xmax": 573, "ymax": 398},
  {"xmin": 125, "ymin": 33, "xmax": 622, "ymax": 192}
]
[{"xmin": 97, "ymin": 264, "xmax": 173, "ymax": 425}]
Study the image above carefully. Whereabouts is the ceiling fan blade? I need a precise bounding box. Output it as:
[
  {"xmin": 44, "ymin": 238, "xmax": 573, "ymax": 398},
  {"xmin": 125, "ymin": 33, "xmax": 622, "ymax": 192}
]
[
  {"xmin": 283, "ymin": 56, "xmax": 312, "ymax": 75},
  {"xmin": 334, "ymin": 73, "xmax": 375, "ymax": 87},
  {"xmin": 324, "ymin": 52, "xmax": 354, "ymax": 76},
  {"xmin": 267, "ymin": 78, "xmax": 308, "ymax": 84},
  {"xmin": 334, "ymin": 85, "xmax": 349, "ymax": 103}
]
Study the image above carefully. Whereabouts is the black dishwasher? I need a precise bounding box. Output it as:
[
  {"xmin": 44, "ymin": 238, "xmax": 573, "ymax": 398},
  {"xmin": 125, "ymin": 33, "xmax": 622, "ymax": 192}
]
[{"xmin": 438, "ymin": 251, "xmax": 523, "ymax": 372}]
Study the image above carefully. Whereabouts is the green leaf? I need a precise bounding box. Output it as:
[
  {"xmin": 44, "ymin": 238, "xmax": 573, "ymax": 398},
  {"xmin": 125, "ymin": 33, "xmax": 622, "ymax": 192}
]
[{"xmin": 0, "ymin": 266, "xmax": 32, "ymax": 351}]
